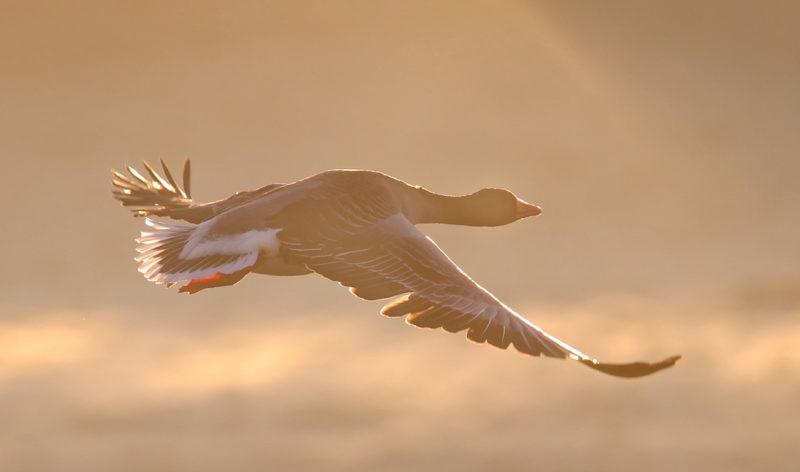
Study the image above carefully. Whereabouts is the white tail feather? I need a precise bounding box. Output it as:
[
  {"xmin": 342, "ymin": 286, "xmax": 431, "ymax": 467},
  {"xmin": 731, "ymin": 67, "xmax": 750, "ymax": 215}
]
[{"xmin": 135, "ymin": 218, "xmax": 276, "ymax": 286}]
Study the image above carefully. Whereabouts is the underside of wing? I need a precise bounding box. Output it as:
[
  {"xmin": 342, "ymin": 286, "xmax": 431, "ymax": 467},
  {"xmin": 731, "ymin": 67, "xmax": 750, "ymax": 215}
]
[
  {"xmin": 381, "ymin": 291, "xmax": 681, "ymax": 377},
  {"xmin": 279, "ymin": 206, "xmax": 681, "ymax": 378}
]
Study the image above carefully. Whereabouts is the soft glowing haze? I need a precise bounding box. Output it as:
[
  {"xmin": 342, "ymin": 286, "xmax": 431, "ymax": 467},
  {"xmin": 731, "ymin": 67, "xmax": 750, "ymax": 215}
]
[{"xmin": 1, "ymin": 1, "xmax": 798, "ymax": 470}]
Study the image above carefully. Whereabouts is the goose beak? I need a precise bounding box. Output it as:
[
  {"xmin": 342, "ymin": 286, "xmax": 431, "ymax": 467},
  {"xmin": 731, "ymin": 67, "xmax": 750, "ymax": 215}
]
[{"xmin": 515, "ymin": 200, "xmax": 542, "ymax": 218}]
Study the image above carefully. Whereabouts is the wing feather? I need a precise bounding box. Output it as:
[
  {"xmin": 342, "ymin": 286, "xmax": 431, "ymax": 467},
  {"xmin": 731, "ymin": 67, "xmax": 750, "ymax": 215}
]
[
  {"xmin": 282, "ymin": 210, "xmax": 585, "ymax": 363},
  {"xmin": 111, "ymin": 160, "xmax": 287, "ymax": 223},
  {"xmin": 274, "ymin": 171, "xmax": 681, "ymax": 378}
]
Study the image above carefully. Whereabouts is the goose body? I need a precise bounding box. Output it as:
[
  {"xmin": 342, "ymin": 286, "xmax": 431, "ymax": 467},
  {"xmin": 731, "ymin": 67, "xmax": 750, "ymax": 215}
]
[{"xmin": 112, "ymin": 161, "xmax": 680, "ymax": 378}]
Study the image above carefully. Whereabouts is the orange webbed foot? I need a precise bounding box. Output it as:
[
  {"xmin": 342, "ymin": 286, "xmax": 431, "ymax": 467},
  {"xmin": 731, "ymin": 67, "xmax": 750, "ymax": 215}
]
[{"xmin": 178, "ymin": 269, "xmax": 249, "ymax": 294}]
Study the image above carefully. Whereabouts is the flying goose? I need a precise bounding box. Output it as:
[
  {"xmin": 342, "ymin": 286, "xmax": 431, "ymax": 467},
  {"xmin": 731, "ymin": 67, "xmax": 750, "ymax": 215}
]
[{"xmin": 111, "ymin": 160, "xmax": 680, "ymax": 378}]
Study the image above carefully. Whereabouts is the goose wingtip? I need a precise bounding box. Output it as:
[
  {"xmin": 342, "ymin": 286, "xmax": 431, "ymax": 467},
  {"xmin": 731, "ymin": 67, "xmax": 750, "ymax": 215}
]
[{"xmin": 578, "ymin": 353, "xmax": 682, "ymax": 378}]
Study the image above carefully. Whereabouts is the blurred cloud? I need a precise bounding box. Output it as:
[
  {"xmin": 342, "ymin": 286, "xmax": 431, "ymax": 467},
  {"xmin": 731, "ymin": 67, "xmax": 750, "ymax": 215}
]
[
  {"xmin": 1, "ymin": 296, "xmax": 798, "ymax": 470},
  {"xmin": 0, "ymin": 321, "xmax": 91, "ymax": 382},
  {"xmin": 733, "ymin": 278, "xmax": 800, "ymax": 313}
]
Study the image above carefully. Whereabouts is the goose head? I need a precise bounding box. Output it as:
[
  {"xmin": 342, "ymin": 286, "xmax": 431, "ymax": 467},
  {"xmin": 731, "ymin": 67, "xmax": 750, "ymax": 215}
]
[{"xmin": 467, "ymin": 188, "xmax": 542, "ymax": 226}]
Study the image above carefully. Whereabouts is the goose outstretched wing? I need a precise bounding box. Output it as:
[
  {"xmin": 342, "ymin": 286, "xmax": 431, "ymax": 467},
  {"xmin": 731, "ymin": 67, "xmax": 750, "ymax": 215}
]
[{"xmin": 276, "ymin": 186, "xmax": 679, "ymax": 378}]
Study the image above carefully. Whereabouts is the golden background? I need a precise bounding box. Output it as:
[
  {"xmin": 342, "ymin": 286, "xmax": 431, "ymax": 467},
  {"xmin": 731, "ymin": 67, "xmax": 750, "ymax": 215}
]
[{"xmin": 1, "ymin": 1, "xmax": 798, "ymax": 470}]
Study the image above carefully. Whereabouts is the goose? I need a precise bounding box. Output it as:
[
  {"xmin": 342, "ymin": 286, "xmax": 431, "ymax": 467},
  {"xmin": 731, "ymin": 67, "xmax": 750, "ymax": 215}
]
[{"xmin": 111, "ymin": 160, "xmax": 680, "ymax": 378}]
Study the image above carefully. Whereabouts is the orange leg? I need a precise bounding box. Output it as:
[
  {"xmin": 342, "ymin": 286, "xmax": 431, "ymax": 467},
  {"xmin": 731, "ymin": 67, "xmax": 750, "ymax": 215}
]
[{"xmin": 179, "ymin": 267, "xmax": 251, "ymax": 294}]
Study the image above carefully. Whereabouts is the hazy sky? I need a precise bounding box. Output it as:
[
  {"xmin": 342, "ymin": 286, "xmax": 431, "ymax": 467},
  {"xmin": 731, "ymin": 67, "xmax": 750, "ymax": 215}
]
[
  {"xmin": 2, "ymin": 0, "xmax": 799, "ymax": 313},
  {"xmin": 1, "ymin": 2, "xmax": 799, "ymax": 471}
]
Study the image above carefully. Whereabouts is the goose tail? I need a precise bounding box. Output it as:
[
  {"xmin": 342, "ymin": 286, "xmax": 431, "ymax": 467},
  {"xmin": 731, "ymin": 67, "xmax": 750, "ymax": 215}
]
[{"xmin": 135, "ymin": 218, "xmax": 260, "ymax": 292}]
